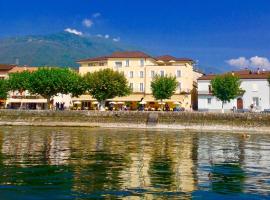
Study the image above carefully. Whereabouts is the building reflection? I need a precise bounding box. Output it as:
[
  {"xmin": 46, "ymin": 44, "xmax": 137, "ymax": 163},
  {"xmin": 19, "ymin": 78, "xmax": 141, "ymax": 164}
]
[{"xmin": 1, "ymin": 127, "xmax": 269, "ymax": 198}]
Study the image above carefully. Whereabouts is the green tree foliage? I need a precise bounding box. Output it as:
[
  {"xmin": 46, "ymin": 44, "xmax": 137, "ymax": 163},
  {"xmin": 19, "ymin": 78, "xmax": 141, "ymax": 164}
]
[
  {"xmin": 0, "ymin": 79, "xmax": 8, "ymax": 100},
  {"xmin": 7, "ymin": 71, "xmax": 31, "ymax": 93},
  {"xmin": 84, "ymin": 68, "xmax": 131, "ymax": 109},
  {"xmin": 29, "ymin": 68, "xmax": 85, "ymax": 109},
  {"xmin": 151, "ymin": 75, "xmax": 178, "ymax": 102},
  {"xmin": 211, "ymin": 74, "xmax": 243, "ymax": 109}
]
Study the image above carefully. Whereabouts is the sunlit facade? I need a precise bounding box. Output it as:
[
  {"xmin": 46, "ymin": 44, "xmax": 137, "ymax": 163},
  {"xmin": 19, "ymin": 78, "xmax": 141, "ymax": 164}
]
[{"xmin": 77, "ymin": 51, "xmax": 202, "ymax": 110}]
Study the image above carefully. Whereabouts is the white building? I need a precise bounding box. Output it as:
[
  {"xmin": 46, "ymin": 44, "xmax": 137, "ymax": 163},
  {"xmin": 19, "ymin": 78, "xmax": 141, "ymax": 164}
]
[{"xmin": 198, "ymin": 70, "xmax": 270, "ymax": 112}]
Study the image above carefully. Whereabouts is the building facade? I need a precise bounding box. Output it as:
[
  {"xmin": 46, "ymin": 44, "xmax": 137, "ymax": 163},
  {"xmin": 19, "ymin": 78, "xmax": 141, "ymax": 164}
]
[
  {"xmin": 198, "ymin": 70, "xmax": 270, "ymax": 112},
  {"xmin": 77, "ymin": 51, "xmax": 201, "ymax": 110}
]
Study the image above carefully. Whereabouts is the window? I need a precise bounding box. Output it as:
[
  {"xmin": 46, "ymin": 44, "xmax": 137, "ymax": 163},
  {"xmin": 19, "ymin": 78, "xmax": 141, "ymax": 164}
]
[
  {"xmin": 126, "ymin": 60, "xmax": 129, "ymax": 67},
  {"xmin": 140, "ymin": 71, "xmax": 144, "ymax": 78},
  {"xmin": 160, "ymin": 70, "xmax": 165, "ymax": 77},
  {"xmin": 88, "ymin": 63, "xmax": 95, "ymax": 66},
  {"xmin": 140, "ymin": 83, "xmax": 144, "ymax": 92},
  {"xmin": 178, "ymin": 82, "xmax": 182, "ymax": 92},
  {"xmin": 129, "ymin": 71, "xmax": 134, "ymax": 78},
  {"xmin": 253, "ymin": 97, "xmax": 259, "ymax": 107},
  {"xmin": 140, "ymin": 59, "xmax": 144, "ymax": 67},
  {"xmin": 151, "ymin": 70, "xmax": 155, "ymax": 78},
  {"xmin": 99, "ymin": 62, "xmax": 105, "ymax": 66},
  {"xmin": 115, "ymin": 61, "xmax": 122, "ymax": 67},
  {"xmin": 252, "ymin": 84, "xmax": 258, "ymax": 92},
  {"xmin": 176, "ymin": 70, "xmax": 181, "ymax": 77},
  {"xmin": 130, "ymin": 83, "xmax": 133, "ymax": 91},
  {"xmin": 207, "ymin": 98, "xmax": 212, "ymax": 104}
]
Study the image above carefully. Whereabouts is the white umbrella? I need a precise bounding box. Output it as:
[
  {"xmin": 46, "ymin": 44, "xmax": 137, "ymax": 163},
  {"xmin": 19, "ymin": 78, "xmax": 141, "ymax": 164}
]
[
  {"xmin": 73, "ymin": 101, "xmax": 81, "ymax": 105},
  {"xmin": 117, "ymin": 102, "xmax": 125, "ymax": 104},
  {"xmin": 109, "ymin": 101, "xmax": 116, "ymax": 104},
  {"xmin": 173, "ymin": 101, "xmax": 181, "ymax": 105},
  {"xmin": 92, "ymin": 101, "xmax": 99, "ymax": 104},
  {"xmin": 139, "ymin": 101, "xmax": 147, "ymax": 105}
]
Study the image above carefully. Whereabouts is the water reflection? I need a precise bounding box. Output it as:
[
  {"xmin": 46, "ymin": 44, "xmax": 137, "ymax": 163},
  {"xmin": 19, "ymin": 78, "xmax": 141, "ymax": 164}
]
[{"xmin": 0, "ymin": 127, "xmax": 269, "ymax": 199}]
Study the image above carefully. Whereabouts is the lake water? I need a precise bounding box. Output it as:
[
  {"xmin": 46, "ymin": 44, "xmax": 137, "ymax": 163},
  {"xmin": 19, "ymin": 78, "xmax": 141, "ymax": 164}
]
[{"xmin": 0, "ymin": 127, "xmax": 269, "ymax": 200}]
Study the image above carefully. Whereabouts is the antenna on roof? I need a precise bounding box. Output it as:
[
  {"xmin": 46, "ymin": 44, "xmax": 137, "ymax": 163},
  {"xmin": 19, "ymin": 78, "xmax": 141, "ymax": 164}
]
[{"xmin": 15, "ymin": 57, "xmax": 19, "ymax": 65}]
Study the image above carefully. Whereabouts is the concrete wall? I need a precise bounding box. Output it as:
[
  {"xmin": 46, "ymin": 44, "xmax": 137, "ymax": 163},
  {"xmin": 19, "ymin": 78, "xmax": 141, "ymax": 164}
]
[{"xmin": 0, "ymin": 110, "xmax": 270, "ymax": 128}]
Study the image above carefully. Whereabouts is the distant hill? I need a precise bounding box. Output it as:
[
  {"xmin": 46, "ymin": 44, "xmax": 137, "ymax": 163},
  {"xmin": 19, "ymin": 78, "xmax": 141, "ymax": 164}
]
[{"xmin": 0, "ymin": 32, "xmax": 133, "ymax": 67}]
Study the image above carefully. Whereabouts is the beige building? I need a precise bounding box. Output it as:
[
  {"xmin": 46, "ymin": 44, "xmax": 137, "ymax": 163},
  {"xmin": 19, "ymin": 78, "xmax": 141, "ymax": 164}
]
[{"xmin": 77, "ymin": 51, "xmax": 202, "ymax": 110}]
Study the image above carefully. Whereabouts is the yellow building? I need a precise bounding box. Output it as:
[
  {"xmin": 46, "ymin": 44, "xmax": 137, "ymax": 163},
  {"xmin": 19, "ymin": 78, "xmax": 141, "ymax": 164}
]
[{"xmin": 77, "ymin": 51, "xmax": 201, "ymax": 110}]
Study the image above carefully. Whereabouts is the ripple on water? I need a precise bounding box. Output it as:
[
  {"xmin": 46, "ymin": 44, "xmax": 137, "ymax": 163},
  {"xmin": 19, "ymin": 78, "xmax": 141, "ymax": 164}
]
[{"xmin": 0, "ymin": 127, "xmax": 269, "ymax": 199}]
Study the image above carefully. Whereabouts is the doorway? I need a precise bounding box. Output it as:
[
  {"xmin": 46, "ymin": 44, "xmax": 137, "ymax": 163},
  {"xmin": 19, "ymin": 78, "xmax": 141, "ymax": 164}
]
[{"xmin": 237, "ymin": 98, "xmax": 243, "ymax": 109}]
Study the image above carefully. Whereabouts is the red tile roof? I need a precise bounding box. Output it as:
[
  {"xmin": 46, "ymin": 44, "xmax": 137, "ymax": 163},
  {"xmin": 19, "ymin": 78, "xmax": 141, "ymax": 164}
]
[
  {"xmin": 8, "ymin": 66, "xmax": 38, "ymax": 73},
  {"xmin": 198, "ymin": 70, "xmax": 270, "ymax": 80},
  {"xmin": 0, "ymin": 64, "xmax": 16, "ymax": 71},
  {"xmin": 77, "ymin": 51, "xmax": 193, "ymax": 63},
  {"xmin": 110, "ymin": 51, "xmax": 151, "ymax": 58},
  {"xmin": 155, "ymin": 55, "xmax": 193, "ymax": 62}
]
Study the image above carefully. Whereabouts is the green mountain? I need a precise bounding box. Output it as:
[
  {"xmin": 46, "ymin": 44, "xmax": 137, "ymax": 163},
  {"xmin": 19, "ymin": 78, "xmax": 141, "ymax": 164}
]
[{"xmin": 0, "ymin": 32, "xmax": 132, "ymax": 67}]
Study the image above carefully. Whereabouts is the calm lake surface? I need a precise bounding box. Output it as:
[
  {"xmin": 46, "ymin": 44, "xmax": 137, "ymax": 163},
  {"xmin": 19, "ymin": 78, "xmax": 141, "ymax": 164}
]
[{"xmin": 0, "ymin": 127, "xmax": 269, "ymax": 200}]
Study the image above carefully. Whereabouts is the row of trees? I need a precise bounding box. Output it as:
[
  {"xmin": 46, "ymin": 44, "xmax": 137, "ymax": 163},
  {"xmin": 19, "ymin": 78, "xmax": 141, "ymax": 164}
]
[
  {"xmin": 0, "ymin": 67, "xmax": 180, "ymax": 110},
  {"xmin": 0, "ymin": 67, "xmax": 250, "ymax": 111}
]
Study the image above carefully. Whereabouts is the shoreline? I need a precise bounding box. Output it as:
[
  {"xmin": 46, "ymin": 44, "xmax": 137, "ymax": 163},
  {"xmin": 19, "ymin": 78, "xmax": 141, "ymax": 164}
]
[{"xmin": 1, "ymin": 121, "xmax": 270, "ymax": 133}]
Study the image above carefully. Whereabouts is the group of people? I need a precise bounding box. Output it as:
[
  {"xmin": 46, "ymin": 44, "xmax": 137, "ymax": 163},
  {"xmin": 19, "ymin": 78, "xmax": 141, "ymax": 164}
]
[{"xmin": 55, "ymin": 102, "xmax": 65, "ymax": 110}]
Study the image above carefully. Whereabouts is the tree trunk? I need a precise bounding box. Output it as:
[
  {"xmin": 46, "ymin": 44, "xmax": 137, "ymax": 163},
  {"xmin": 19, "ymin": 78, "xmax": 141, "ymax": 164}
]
[
  {"xmin": 99, "ymin": 100, "xmax": 106, "ymax": 111},
  {"xmin": 46, "ymin": 97, "xmax": 51, "ymax": 110},
  {"xmin": 221, "ymin": 101, "xmax": 224, "ymax": 113}
]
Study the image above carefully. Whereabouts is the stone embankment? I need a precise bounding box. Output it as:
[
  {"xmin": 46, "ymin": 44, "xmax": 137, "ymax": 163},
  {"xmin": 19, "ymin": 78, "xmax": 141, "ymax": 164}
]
[{"xmin": 0, "ymin": 110, "xmax": 270, "ymax": 132}]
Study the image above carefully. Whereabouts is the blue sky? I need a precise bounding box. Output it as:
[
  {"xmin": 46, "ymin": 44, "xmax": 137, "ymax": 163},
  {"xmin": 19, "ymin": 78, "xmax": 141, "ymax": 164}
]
[{"xmin": 0, "ymin": 0, "xmax": 270, "ymax": 71}]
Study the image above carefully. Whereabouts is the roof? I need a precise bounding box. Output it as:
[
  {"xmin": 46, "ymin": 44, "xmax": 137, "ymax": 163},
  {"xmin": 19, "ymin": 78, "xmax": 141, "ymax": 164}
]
[
  {"xmin": 0, "ymin": 64, "xmax": 16, "ymax": 71},
  {"xmin": 77, "ymin": 51, "xmax": 193, "ymax": 63},
  {"xmin": 155, "ymin": 55, "xmax": 193, "ymax": 62},
  {"xmin": 8, "ymin": 66, "xmax": 38, "ymax": 73},
  {"xmin": 198, "ymin": 70, "xmax": 270, "ymax": 80}
]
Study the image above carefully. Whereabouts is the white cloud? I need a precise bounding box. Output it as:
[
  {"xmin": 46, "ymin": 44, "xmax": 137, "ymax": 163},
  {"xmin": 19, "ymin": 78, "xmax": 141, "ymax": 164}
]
[
  {"xmin": 250, "ymin": 56, "xmax": 270, "ymax": 68},
  {"xmin": 93, "ymin": 12, "xmax": 101, "ymax": 18},
  {"xmin": 96, "ymin": 34, "xmax": 103, "ymax": 38},
  {"xmin": 227, "ymin": 57, "xmax": 249, "ymax": 68},
  {"xmin": 104, "ymin": 34, "xmax": 110, "ymax": 39},
  {"xmin": 227, "ymin": 56, "xmax": 270, "ymax": 70},
  {"xmin": 64, "ymin": 28, "xmax": 83, "ymax": 36},
  {"xmin": 113, "ymin": 37, "xmax": 120, "ymax": 42},
  {"xmin": 82, "ymin": 19, "xmax": 93, "ymax": 28}
]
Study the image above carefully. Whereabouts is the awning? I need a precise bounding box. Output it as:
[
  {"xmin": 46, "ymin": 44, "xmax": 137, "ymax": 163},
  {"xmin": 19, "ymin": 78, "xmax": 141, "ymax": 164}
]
[
  {"xmin": 72, "ymin": 95, "xmax": 95, "ymax": 101},
  {"xmin": 109, "ymin": 94, "xmax": 144, "ymax": 102},
  {"xmin": 8, "ymin": 98, "xmax": 47, "ymax": 103},
  {"xmin": 143, "ymin": 94, "xmax": 187, "ymax": 102}
]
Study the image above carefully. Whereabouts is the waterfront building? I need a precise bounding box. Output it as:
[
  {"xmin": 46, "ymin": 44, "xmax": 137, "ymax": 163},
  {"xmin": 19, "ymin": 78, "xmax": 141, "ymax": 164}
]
[
  {"xmin": 0, "ymin": 64, "xmax": 16, "ymax": 108},
  {"xmin": 1, "ymin": 65, "xmax": 72, "ymax": 110},
  {"xmin": 198, "ymin": 69, "xmax": 270, "ymax": 112},
  {"xmin": 77, "ymin": 51, "xmax": 202, "ymax": 110}
]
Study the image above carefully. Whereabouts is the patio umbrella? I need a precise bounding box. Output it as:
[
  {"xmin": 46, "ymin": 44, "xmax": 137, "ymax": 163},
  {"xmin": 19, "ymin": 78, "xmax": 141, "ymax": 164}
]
[
  {"xmin": 117, "ymin": 102, "xmax": 125, "ymax": 104},
  {"xmin": 109, "ymin": 101, "xmax": 116, "ymax": 104},
  {"xmin": 73, "ymin": 101, "xmax": 81, "ymax": 105},
  {"xmin": 92, "ymin": 101, "xmax": 99, "ymax": 104},
  {"xmin": 139, "ymin": 101, "xmax": 147, "ymax": 105},
  {"xmin": 173, "ymin": 101, "xmax": 181, "ymax": 105}
]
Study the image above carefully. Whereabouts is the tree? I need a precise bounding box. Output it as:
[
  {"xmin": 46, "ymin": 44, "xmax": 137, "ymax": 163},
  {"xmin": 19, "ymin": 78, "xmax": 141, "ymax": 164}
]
[
  {"xmin": 211, "ymin": 74, "xmax": 243, "ymax": 112},
  {"xmin": 29, "ymin": 68, "xmax": 84, "ymax": 109},
  {"xmin": 151, "ymin": 75, "xmax": 178, "ymax": 102},
  {"xmin": 7, "ymin": 71, "xmax": 31, "ymax": 94},
  {"xmin": 0, "ymin": 79, "xmax": 8, "ymax": 100},
  {"xmin": 84, "ymin": 68, "xmax": 131, "ymax": 110}
]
